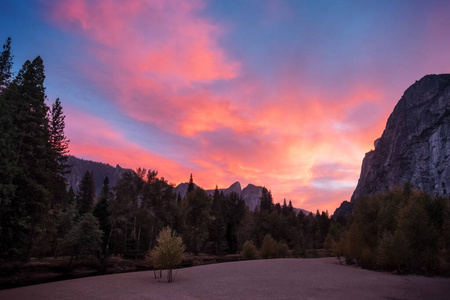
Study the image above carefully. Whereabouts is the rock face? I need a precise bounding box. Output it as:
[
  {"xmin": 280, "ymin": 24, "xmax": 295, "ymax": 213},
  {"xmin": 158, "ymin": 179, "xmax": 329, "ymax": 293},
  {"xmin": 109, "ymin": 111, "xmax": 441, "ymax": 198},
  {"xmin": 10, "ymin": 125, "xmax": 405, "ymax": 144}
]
[
  {"xmin": 65, "ymin": 155, "xmax": 133, "ymax": 196},
  {"xmin": 241, "ymin": 184, "xmax": 263, "ymax": 211},
  {"xmin": 334, "ymin": 74, "xmax": 450, "ymax": 219}
]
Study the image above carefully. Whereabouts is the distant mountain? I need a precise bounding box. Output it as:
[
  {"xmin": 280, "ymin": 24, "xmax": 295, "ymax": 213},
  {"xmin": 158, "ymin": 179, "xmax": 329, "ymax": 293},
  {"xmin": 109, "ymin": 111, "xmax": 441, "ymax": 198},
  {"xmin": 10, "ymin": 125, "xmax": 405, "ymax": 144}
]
[
  {"xmin": 65, "ymin": 155, "xmax": 133, "ymax": 196},
  {"xmin": 65, "ymin": 156, "xmax": 311, "ymax": 214},
  {"xmin": 240, "ymin": 184, "xmax": 263, "ymax": 211},
  {"xmin": 334, "ymin": 74, "xmax": 450, "ymax": 220},
  {"xmin": 174, "ymin": 181, "xmax": 311, "ymax": 214}
]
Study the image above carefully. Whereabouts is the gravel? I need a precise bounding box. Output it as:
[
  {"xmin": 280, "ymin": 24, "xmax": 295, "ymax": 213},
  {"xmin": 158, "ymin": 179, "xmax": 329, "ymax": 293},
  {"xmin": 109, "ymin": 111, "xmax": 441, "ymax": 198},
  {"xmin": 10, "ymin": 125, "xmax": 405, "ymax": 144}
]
[{"xmin": 1, "ymin": 257, "xmax": 449, "ymax": 299}]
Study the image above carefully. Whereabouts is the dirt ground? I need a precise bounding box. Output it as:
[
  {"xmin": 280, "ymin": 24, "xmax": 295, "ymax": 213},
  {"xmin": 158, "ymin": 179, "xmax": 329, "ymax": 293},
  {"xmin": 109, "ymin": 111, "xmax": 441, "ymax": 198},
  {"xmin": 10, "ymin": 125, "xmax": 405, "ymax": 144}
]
[{"xmin": 1, "ymin": 257, "xmax": 449, "ymax": 300}]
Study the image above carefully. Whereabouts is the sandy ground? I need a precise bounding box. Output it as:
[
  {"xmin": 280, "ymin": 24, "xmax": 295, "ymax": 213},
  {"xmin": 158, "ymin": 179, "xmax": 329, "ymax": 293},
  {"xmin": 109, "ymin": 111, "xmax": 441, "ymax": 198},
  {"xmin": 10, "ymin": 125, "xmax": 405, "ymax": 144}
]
[{"xmin": 1, "ymin": 257, "xmax": 449, "ymax": 300}]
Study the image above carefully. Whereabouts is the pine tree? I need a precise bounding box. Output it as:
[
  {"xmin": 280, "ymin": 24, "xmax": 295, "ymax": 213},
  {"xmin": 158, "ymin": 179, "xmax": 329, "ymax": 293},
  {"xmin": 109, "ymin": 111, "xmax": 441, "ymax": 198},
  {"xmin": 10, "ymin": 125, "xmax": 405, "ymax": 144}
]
[
  {"xmin": 93, "ymin": 176, "xmax": 112, "ymax": 256},
  {"xmin": 183, "ymin": 188, "xmax": 212, "ymax": 254},
  {"xmin": 187, "ymin": 173, "xmax": 195, "ymax": 194},
  {"xmin": 0, "ymin": 38, "xmax": 17, "ymax": 250},
  {"xmin": 47, "ymin": 98, "xmax": 70, "ymax": 208},
  {"xmin": 281, "ymin": 198, "xmax": 289, "ymax": 216},
  {"xmin": 76, "ymin": 171, "xmax": 96, "ymax": 215},
  {"xmin": 0, "ymin": 37, "xmax": 13, "ymax": 92},
  {"xmin": 0, "ymin": 56, "xmax": 52, "ymax": 261},
  {"xmin": 209, "ymin": 186, "xmax": 226, "ymax": 254},
  {"xmin": 259, "ymin": 187, "xmax": 274, "ymax": 212}
]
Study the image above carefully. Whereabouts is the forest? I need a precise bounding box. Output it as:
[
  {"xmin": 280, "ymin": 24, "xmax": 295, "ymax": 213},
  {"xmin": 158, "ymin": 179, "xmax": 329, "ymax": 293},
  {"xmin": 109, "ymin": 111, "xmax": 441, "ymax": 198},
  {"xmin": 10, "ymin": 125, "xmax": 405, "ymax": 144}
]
[{"xmin": 332, "ymin": 184, "xmax": 450, "ymax": 274}]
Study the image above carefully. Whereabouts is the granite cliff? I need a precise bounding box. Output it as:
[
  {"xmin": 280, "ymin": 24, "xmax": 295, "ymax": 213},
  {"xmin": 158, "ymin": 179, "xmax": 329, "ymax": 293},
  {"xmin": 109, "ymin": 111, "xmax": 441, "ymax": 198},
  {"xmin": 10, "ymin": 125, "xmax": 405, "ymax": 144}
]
[
  {"xmin": 334, "ymin": 74, "xmax": 450, "ymax": 219},
  {"xmin": 174, "ymin": 181, "xmax": 263, "ymax": 211},
  {"xmin": 65, "ymin": 155, "xmax": 132, "ymax": 196}
]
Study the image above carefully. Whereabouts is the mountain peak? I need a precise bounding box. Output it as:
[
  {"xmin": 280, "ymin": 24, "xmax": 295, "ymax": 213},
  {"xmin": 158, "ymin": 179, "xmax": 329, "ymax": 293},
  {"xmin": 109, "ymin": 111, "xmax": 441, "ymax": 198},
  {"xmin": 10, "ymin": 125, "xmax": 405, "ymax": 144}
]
[{"xmin": 228, "ymin": 181, "xmax": 241, "ymax": 193}]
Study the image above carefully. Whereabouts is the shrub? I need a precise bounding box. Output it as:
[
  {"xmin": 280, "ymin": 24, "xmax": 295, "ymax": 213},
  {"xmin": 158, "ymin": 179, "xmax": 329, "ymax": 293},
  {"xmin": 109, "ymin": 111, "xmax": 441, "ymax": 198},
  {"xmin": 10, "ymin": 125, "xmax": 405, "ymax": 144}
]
[
  {"xmin": 242, "ymin": 240, "xmax": 258, "ymax": 260},
  {"xmin": 61, "ymin": 213, "xmax": 103, "ymax": 263},
  {"xmin": 260, "ymin": 234, "xmax": 278, "ymax": 259},
  {"xmin": 277, "ymin": 242, "xmax": 289, "ymax": 258}
]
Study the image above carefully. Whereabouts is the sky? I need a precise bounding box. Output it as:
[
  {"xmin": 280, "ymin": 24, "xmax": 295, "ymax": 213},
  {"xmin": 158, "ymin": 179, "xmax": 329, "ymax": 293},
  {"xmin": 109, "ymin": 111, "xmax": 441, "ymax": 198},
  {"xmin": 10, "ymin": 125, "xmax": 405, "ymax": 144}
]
[{"xmin": 2, "ymin": 0, "xmax": 450, "ymax": 213}]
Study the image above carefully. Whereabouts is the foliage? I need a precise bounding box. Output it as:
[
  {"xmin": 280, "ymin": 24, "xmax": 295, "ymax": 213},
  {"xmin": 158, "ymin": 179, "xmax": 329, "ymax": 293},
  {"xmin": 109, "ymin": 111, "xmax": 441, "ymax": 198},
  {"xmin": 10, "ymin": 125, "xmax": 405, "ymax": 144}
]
[
  {"xmin": 61, "ymin": 213, "xmax": 103, "ymax": 260},
  {"xmin": 76, "ymin": 171, "xmax": 95, "ymax": 215},
  {"xmin": 337, "ymin": 186, "xmax": 450, "ymax": 274},
  {"xmin": 260, "ymin": 234, "xmax": 278, "ymax": 259},
  {"xmin": 0, "ymin": 37, "xmax": 13, "ymax": 91},
  {"xmin": 259, "ymin": 187, "xmax": 274, "ymax": 212},
  {"xmin": 146, "ymin": 227, "xmax": 185, "ymax": 283},
  {"xmin": 242, "ymin": 240, "xmax": 258, "ymax": 260},
  {"xmin": 93, "ymin": 176, "xmax": 112, "ymax": 257}
]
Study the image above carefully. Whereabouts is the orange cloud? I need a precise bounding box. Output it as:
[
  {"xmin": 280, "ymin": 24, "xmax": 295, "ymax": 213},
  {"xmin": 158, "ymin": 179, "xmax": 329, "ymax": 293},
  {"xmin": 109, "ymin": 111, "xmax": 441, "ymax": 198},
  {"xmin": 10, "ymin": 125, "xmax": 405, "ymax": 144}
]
[{"xmin": 48, "ymin": 0, "xmax": 396, "ymax": 213}]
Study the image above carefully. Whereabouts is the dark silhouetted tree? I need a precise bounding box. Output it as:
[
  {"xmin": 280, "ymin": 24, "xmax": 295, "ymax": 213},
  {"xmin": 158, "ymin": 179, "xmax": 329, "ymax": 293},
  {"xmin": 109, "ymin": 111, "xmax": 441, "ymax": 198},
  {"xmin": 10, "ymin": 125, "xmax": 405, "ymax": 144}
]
[
  {"xmin": 183, "ymin": 188, "xmax": 212, "ymax": 254},
  {"xmin": 48, "ymin": 98, "xmax": 70, "ymax": 207},
  {"xmin": 62, "ymin": 213, "xmax": 103, "ymax": 264},
  {"xmin": 0, "ymin": 37, "xmax": 13, "ymax": 91},
  {"xmin": 187, "ymin": 173, "xmax": 195, "ymax": 194},
  {"xmin": 76, "ymin": 171, "xmax": 96, "ymax": 215},
  {"xmin": 0, "ymin": 56, "xmax": 51, "ymax": 261},
  {"xmin": 259, "ymin": 187, "xmax": 274, "ymax": 212},
  {"xmin": 93, "ymin": 176, "xmax": 112, "ymax": 256}
]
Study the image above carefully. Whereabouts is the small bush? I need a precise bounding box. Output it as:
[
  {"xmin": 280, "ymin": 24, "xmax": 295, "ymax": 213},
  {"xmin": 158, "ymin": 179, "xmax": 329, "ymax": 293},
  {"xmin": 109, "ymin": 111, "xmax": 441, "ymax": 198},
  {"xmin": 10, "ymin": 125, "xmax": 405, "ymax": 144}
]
[
  {"xmin": 242, "ymin": 240, "xmax": 258, "ymax": 260},
  {"xmin": 277, "ymin": 242, "xmax": 289, "ymax": 258},
  {"xmin": 260, "ymin": 235, "xmax": 278, "ymax": 259}
]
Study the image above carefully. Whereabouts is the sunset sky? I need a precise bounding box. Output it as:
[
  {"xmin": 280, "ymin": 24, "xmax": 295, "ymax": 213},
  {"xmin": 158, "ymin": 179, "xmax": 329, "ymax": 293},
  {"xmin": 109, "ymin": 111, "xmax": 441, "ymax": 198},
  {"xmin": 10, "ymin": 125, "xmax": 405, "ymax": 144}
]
[{"xmin": 2, "ymin": 0, "xmax": 450, "ymax": 213}]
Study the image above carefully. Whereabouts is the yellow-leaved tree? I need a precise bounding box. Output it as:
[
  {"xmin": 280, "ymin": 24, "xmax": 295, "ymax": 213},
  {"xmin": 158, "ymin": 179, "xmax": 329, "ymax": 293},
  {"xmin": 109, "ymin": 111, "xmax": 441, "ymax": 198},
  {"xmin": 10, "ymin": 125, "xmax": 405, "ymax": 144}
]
[{"xmin": 147, "ymin": 227, "xmax": 186, "ymax": 283}]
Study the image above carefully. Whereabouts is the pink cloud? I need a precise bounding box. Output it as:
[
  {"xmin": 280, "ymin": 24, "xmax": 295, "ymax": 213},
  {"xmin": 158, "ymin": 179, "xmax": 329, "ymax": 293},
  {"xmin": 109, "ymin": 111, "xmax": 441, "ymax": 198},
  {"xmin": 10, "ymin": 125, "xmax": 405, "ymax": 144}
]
[
  {"xmin": 65, "ymin": 107, "xmax": 192, "ymax": 185},
  {"xmin": 47, "ymin": 0, "xmax": 398, "ymax": 213}
]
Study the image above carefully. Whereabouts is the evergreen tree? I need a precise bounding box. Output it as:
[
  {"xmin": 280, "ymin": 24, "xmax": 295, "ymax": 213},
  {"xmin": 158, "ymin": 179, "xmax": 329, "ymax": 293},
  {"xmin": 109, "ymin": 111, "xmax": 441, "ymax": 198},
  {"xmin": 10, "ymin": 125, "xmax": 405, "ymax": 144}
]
[
  {"xmin": 76, "ymin": 171, "xmax": 96, "ymax": 215},
  {"xmin": 0, "ymin": 38, "xmax": 17, "ymax": 253},
  {"xmin": 109, "ymin": 171, "xmax": 135, "ymax": 255},
  {"xmin": 0, "ymin": 56, "xmax": 51, "ymax": 261},
  {"xmin": 93, "ymin": 176, "xmax": 112, "ymax": 256},
  {"xmin": 208, "ymin": 186, "xmax": 226, "ymax": 254},
  {"xmin": 183, "ymin": 188, "xmax": 212, "ymax": 254},
  {"xmin": 0, "ymin": 37, "xmax": 13, "ymax": 92},
  {"xmin": 187, "ymin": 173, "xmax": 195, "ymax": 194},
  {"xmin": 288, "ymin": 200, "xmax": 294, "ymax": 214},
  {"xmin": 223, "ymin": 192, "xmax": 246, "ymax": 253},
  {"xmin": 281, "ymin": 198, "xmax": 289, "ymax": 216},
  {"xmin": 48, "ymin": 98, "xmax": 70, "ymax": 207},
  {"xmin": 259, "ymin": 187, "xmax": 274, "ymax": 212},
  {"xmin": 62, "ymin": 213, "xmax": 103, "ymax": 263}
]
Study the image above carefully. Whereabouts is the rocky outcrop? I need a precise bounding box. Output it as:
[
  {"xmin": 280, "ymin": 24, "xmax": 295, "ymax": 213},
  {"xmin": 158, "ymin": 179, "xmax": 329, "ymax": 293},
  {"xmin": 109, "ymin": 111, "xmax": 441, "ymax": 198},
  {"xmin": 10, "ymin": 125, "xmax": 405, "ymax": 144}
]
[
  {"xmin": 332, "ymin": 201, "xmax": 353, "ymax": 221},
  {"xmin": 175, "ymin": 181, "xmax": 263, "ymax": 211},
  {"xmin": 174, "ymin": 182, "xmax": 199, "ymax": 198},
  {"xmin": 241, "ymin": 184, "xmax": 263, "ymax": 211},
  {"xmin": 65, "ymin": 155, "xmax": 132, "ymax": 196},
  {"xmin": 334, "ymin": 74, "xmax": 450, "ymax": 219}
]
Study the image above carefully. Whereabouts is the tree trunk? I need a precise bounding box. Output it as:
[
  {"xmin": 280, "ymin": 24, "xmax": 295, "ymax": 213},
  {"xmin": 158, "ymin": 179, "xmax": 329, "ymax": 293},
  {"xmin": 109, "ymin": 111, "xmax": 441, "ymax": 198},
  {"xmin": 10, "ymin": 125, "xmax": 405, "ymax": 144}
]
[{"xmin": 167, "ymin": 269, "xmax": 172, "ymax": 283}]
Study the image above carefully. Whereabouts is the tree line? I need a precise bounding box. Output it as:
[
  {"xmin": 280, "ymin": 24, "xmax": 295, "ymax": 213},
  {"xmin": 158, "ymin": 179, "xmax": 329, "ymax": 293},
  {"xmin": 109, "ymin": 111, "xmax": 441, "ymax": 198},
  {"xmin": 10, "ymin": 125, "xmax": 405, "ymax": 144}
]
[
  {"xmin": 329, "ymin": 184, "xmax": 450, "ymax": 275},
  {"xmin": 71, "ymin": 169, "xmax": 332, "ymax": 261},
  {"xmin": 0, "ymin": 38, "xmax": 332, "ymax": 264}
]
